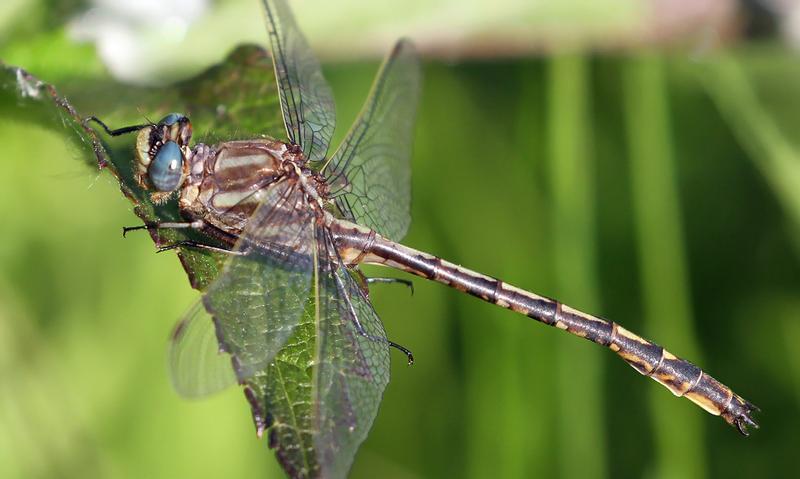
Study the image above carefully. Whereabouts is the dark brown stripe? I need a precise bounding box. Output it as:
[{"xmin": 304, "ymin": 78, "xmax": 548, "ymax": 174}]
[
  {"xmin": 497, "ymin": 286, "xmax": 558, "ymax": 325},
  {"xmin": 611, "ymin": 329, "xmax": 665, "ymax": 375},
  {"xmin": 555, "ymin": 307, "xmax": 615, "ymax": 346},
  {"xmin": 651, "ymin": 354, "xmax": 703, "ymax": 396},
  {"xmin": 685, "ymin": 372, "xmax": 731, "ymax": 414},
  {"xmin": 212, "ymin": 198, "xmax": 260, "ymax": 219},
  {"xmin": 215, "ymin": 167, "xmax": 277, "ymax": 191},
  {"xmin": 369, "ymin": 239, "xmax": 439, "ymax": 279},
  {"xmin": 435, "ymin": 266, "xmax": 499, "ymax": 301}
]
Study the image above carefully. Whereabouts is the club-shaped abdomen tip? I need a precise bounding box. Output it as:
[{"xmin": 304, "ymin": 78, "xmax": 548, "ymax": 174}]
[{"xmin": 724, "ymin": 396, "xmax": 759, "ymax": 436}]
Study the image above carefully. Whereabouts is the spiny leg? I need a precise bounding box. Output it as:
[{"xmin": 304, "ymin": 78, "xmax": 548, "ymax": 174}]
[
  {"xmin": 85, "ymin": 116, "xmax": 151, "ymax": 137},
  {"xmin": 122, "ymin": 220, "xmax": 206, "ymax": 237},
  {"xmin": 386, "ymin": 339, "xmax": 414, "ymax": 365},
  {"xmin": 366, "ymin": 277, "xmax": 414, "ymax": 296},
  {"xmin": 335, "ymin": 267, "xmax": 415, "ymax": 365},
  {"xmin": 349, "ymin": 294, "xmax": 415, "ymax": 365},
  {"xmin": 156, "ymin": 241, "xmax": 243, "ymax": 256},
  {"xmin": 121, "ymin": 220, "xmax": 239, "ymax": 256}
]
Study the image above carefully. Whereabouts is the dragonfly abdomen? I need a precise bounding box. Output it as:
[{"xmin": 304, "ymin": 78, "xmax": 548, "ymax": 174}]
[
  {"xmin": 500, "ymin": 286, "xmax": 756, "ymax": 432},
  {"xmin": 333, "ymin": 222, "xmax": 759, "ymax": 435}
]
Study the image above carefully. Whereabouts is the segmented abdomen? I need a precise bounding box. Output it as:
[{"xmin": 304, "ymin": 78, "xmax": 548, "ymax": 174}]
[{"xmin": 331, "ymin": 221, "xmax": 758, "ymax": 435}]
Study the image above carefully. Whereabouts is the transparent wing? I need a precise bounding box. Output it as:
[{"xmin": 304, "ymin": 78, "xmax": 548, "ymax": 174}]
[
  {"xmin": 263, "ymin": 0, "xmax": 336, "ymax": 164},
  {"xmin": 312, "ymin": 228, "xmax": 391, "ymax": 477},
  {"xmin": 168, "ymin": 302, "xmax": 238, "ymax": 398},
  {"xmin": 324, "ymin": 39, "xmax": 420, "ymax": 242},
  {"xmin": 203, "ymin": 178, "xmax": 316, "ymax": 381}
]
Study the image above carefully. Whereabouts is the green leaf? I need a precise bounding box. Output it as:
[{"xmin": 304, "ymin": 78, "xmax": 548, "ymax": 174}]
[{"xmin": 1, "ymin": 44, "xmax": 332, "ymax": 478}]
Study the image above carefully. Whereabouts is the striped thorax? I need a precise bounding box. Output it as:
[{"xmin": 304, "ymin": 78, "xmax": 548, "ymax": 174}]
[{"xmin": 180, "ymin": 139, "xmax": 286, "ymax": 235}]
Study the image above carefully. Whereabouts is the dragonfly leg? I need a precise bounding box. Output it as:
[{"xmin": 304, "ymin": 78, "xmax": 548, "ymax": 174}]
[
  {"xmin": 85, "ymin": 116, "xmax": 150, "ymax": 137},
  {"xmin": 335, "ymin": 270, "xmax": 415, "ymax": 365},
  {"xmin": 366, "ymin": 277, "xmax": 414, "ymax": 296},
  {"xmin": 123, "ymin": 220, "xmax": 206, "ymax": 237},
  {"xmin": 350, "ymin": 315, "xmax": 415, "ymax": 366},
  {"xmin": 387, "ymin": 339, "xmax": 415, "ymax": 365},
  {"xmin": 156, "ymin": 240, "xmax": 244, "ymax": 256},
  {"xmin": 359, "ymin": 325, "xmax": 414, "ymax": 365}
]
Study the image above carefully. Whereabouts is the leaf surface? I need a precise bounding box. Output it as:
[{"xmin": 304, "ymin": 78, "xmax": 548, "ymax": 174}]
[{"xmin": 1, "ymin": 45, "xmax": 336, "ymax": 477}]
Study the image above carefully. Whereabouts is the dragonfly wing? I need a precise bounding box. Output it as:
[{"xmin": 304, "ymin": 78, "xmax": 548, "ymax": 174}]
[
  {"xmin": 203, "ymin": 178, "xmax": 316, "ymax": 381},
  {"xmin": 312, "ymin": 228, "xmax": 391, "ymax": 477},
  {"xmin": 262, "ymin": 0, "xmax": 336, "ymax": 164},
  {"xmin": 168, "ymin": 302, "xmax": 238, "ymax": 398},
  {"xmin": 324, "ymin": 39, "xmax": 421, "ymax": 241}
]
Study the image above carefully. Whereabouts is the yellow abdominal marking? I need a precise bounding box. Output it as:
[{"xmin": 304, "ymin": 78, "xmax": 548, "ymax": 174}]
[
  {"xmin": 615, "ymin": 325, "xmax": 650, "ymax": 345},
  {"xmin": 685, "ymin": 391, "xmax": 725, "ymax": 415}
]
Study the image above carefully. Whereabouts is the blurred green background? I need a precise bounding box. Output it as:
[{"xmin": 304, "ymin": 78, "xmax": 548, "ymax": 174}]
[{"xmin": 1, "ymin": 0, "xmax": 799, "ymax": 478}]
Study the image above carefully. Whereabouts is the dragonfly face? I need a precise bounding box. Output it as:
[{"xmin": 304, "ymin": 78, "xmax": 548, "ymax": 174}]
[
  {"xmin": 134, "ymin": 112, "xmax": 298, "ymax": 236},
  {"xmin": 134, "ymin": 112, "xmax": 193, "ymax": 203}
]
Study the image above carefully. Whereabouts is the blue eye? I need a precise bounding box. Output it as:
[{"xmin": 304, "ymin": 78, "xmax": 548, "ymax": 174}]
[
  {"xmin": 149, "ymin": 141, "xmax": 184, "ymax": 191},
  {"xmin": 159, "ymin": 113, "xmax": 185, "ymax": 126}
]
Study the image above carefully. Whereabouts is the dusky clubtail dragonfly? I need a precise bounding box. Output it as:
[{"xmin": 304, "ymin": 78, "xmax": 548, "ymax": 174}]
[{"xmin": 88, "ymin": 0, "xmax": 757, "ymax": 476}]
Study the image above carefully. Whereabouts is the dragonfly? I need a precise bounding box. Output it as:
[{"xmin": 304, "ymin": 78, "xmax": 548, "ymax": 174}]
[{"xmin": 87, "ymin": 0, "xmax": 757, "ymax": 476}]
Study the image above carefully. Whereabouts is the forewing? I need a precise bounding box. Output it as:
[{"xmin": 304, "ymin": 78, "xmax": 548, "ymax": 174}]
[
  {"xmin": 263, "ymin": 0, "xmax": 336, "ymax": 163},
  {"xmin": 312, "ymin": 228, "xmax": 391, "ymax": 477},
  {"xmin": 202, "ymin": 178, "xmax": 315, "ymax": 381},
  {"xmin": 324, "ymin": 39, "xmax": 421, "ymax": 241},
  {"xmin": 168, "ymin": 302, "xmax": 238, "ymax": 398}
]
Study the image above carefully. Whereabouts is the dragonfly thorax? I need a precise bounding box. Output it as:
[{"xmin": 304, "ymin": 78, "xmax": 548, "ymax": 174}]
[{"xmin": 178, "ymin": 138, "xmax": 289, "ymax": 237}]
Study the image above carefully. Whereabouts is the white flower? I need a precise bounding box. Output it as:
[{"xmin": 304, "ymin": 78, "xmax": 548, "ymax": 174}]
[{"xmin": 69, "ymin": 0, "xmax": 210, "ymax": 84}]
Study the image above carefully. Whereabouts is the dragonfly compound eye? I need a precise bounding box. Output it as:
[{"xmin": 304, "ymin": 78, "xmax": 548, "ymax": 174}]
[
  {"xmin": 159, "ymin": 112, "xmax": 193, "ymax": 147},
  {"xmin": 159, "ymin": 112, "xmax": 186, "ymax": 126},
  {"xmin": 149, "ymin": 141, "xmax": 185, "ymax": 192}
]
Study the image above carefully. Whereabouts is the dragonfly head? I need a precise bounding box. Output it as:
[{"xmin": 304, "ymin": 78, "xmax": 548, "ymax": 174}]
[{"xmin": 134, "ymin": 113, "xmax": 193, "ymax": 203}]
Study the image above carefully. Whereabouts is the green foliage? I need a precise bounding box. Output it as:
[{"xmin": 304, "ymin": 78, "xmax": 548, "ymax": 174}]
[
  {"xmin": 2, "ymin": 14, "xmax": 800, "ymax": 479},
  {"xmin": 623, "ymin": 54, "xmax": 706, "ymax": 478},
  {"xmin": 1, "ymin": 44, "xmax": 324, "ymax": 477},
  {"xmin": 1, "ymin": 43, "xmax": 285, "ymax": 292}
]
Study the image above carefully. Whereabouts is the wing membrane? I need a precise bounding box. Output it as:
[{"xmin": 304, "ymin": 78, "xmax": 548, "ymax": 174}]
[
  {"xmin": 324, "ymin": 39, "xmax": 421, "ymax": 241},
  {"xmin": 168, "ymin": 302, "xmax": 238, "ymax": 398},
  {"xmin": 202, "ymin": 178, "xmax": 316, "ymax": 381},
  {"xmin": 263, "ymin": 0, "xmax": 336, "ymax": 163},
  {"xmin": 312, "ymin": 228, "xmax": 391, "ymax": 477}
]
